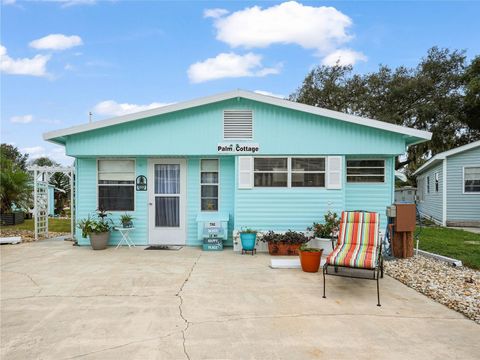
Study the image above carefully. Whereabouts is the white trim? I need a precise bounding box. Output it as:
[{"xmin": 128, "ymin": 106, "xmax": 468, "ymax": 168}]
[
  {"xmin": 44, "ymin": 89, "xmax": 431, "ymax": 144},
  {"xmin": 414, "ymin": 140, "xmax": 480, "ymax": 175},
  {"xmin": 200, "ymin": 158, "xmax": 220, "ymax": 212},
  {"xmin": 442, "ymin": 159, "xmax": 447, "ymax": 226},
  {"xmin": 462, "ymin": 165, "xmax": 480, "ymax": 195},
  {"xmin": 96, "ymin": 158, "xmax": 136, "ymax": 213}
]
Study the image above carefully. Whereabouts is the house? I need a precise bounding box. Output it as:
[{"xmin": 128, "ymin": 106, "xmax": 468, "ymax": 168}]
[
  {"xmin": 414, "ymin": 141, "xmax": 480, "ymax": 227},
  {"xmin": 394, "ymin": 186, "xmax": 416, "ymax": 203},
  {"xmin": 43, "ymin": 90, "xmax": 431, "ymax": 247}
]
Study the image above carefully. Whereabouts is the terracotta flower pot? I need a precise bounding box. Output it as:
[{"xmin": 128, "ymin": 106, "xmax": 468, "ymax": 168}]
[
  {"xmin": 299, "ymin": 249, "xmax": 323, "ymax": 272},
  {"xmin": 267, "ymin": 242, "xmax": 302, "ymax": 256}
]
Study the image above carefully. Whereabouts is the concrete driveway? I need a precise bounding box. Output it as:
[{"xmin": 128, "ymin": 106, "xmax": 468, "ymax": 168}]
[{"xmin": 1, "ymin": 240, "xmax": 479, "ymax": 360}]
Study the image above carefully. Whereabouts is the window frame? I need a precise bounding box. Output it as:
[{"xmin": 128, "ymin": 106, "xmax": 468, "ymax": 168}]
[
  {"xmin": 346, "ymin": 159, "xmax": 386, "ymax": 184},
  {"xmin": 200, "ymin": 158, "xmax": 220, "ymax": 211},
  {"xmin": 223, "ymin": 109, "xmax": 254, "ymax": 141},
  {"xmin": 463, "ymin": 166, "xmax": 480, "ymax": 195},
  {"xmin": 97, "ymin": 158, "xmax": 136, "ymax": 212},
  {"xmin": 252, "ymin": 156, "xmax": 327, "ymax": 188},
  {"xmin": 427, "ymin": 175, "xmax": 430, "ymax": 194},
  {"xmin": 434, "ymin": 172, "xmax": 439, "ymax": 192}
]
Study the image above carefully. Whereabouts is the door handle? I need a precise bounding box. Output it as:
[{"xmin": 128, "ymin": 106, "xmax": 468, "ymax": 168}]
[{"xmin": 149, "ymin": 202, "xmax": 153, "ymax": 206}]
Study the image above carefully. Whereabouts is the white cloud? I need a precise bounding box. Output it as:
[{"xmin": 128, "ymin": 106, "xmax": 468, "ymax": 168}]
[
  {"xmin": 204, "ymin": 8, "xmax": 229, "ymax": 18},
  {"xmin": 188, "ymin": 52, "xmax": 281, "ymax": 83},
  {"xmin": 0, "ymin": 44, "xmax": 50, "ymax": 77},
  {"xmin": 92, "ymin": 100, "xmax": 171, "ymax": 117},
  {"xmin": 210, "ymin": 1, "xmax": 353, "ymax": 55},
  {"xmin": 321, "ymin": 49, "xmax": 367, "ymax": 66},
  {"xmin": 10, "ymin": 114, "xmax": 33, "ymax": 123},
  {"xmin": 2, "ymin": 0, "xmax": 16, "ymax": 5},
  {"xmin": 22, "ymin": 145, "xmax": 73, "ymax": 165},
  {"xmin": 254, "ymin": 90, "xmax": 285, "ymax": 99},
  {"xmin": 29, "ymin": 34, "xmax": 83, "ymax": 51}
]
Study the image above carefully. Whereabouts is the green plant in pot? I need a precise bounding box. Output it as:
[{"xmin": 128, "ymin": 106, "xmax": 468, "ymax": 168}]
[
  {"xmin": 77, "ymin": 209, "xmax": 113, "ymax": 250},
  {"xmin": 120, "ymin": 213, "xmax": 134, "ymax": 228},
  {"xmin": 260, "ymin": 230, "xmax": 311, "ymax": 256},
  {"xmin": 239, "ymin": 228, "xmax": 257, "ymax": 252},
  {"xmin": 298, "ymin": 244, "xmax": 323, "ymax": 273},
  {"xmin": 308, "ymin": 211, "xmax": 340, "ymax": 239}
]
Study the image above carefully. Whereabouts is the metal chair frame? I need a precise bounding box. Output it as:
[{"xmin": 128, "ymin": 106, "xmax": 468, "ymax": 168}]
[{"xmin": 322, "ymin": 230, "xmax": 384, "ymax": 306}]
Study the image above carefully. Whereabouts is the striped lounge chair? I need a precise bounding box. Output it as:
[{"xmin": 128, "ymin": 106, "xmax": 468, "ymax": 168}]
[{"xmin": 322, "ymin": 211, "xmax": 384, "ymax": 306}]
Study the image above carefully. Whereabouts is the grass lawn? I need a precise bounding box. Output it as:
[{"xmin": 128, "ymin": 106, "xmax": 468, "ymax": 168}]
[
  {"xmin": 0, "ymin": 218, "xmax": 71, "ymax": 233},
  {"xmin": 418, "ymin": 226, "xmax": 480, "ymax": 269}
]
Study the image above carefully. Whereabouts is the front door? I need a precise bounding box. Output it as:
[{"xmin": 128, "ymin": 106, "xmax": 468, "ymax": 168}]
[{"xmin": 148, "ymin": 159, "xmax": 186, "ymax": 245}]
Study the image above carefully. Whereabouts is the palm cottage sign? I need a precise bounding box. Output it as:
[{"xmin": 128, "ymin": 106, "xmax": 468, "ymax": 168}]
[{"xmin": 217, "ymin": 143, "xmax": 260, "ymax": 154}]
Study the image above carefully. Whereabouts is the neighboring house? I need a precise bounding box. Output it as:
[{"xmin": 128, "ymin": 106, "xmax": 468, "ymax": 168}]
[
  {"xmin": 414, "ymin": 141, "xmax": 480, "ymax": 227},
  {"xmin": 395, "ymin": 186, "xmax": 416, "ymax": 203},
  {"xmin": 43, "ymin": 90, "xmax": 431, "ymax": 246}
]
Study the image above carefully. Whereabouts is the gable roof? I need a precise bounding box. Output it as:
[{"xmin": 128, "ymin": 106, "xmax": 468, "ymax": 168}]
[
  {"xmin": 414, "ymin": 140, "xmax": 480, "ymax": 175},
  {"xmin": 44, "ymin": 89, "xmax": 431, "ymax": 145}
]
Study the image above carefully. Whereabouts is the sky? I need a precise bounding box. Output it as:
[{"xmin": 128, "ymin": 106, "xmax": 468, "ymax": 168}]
[{"xmin": 1, "ymin": 0, "xmax": 479, "ymax": 165}]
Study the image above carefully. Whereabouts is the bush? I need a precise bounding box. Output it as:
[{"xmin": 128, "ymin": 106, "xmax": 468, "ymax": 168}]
[
  {"xmin": 308, "ymin": 211, "xmax": 340, "ymax": 238},
  {"xmin": 260, "ymin": 230, "xmax": 311, "ymax": 245}
]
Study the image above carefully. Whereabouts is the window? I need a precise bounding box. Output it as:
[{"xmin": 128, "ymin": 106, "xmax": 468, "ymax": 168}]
[
  {"xmin": 435, "ymin": 172, "xmax": 439, "ymax": 192},
  {"xmin": 253, "ymin": 157, "xmax": 326, "ymax": 188},
  {"xmin": 346, "ymin": 159, "xmax": 385, "ymax": 183},
  {"xmin": 254, "ymin": 158, "xmax": 288, "ymax": 187},
  {"xmin": 223, "ymin": 110, "xmax": 253, "ymax": 140},
  {"xmin": 427, "ymin": 176, "xmax": 430, "ymax": 193},
  {"xmin": 98, "ymin": 160, "xmax": 135, "ymax": 211},
  {"xmin": 201, "ymin": 159, "xmax": 219, "ymax": 211},
  {"xmin": 291, "ymin": 158, "xmax": 325, "ymax": 187},
  {"xmin": 464, "ymin": 167, "xmax": 480, "ymax": 193}
]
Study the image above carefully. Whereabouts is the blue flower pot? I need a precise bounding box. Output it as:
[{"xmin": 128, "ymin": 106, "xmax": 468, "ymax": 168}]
[{"xmin": 240, "ymin": 233, "xmax": 257, "ymax": 251}]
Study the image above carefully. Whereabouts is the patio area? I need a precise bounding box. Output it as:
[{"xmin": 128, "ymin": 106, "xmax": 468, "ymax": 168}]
[{"xmin": 1, "ymin": 240, "xmax": 479, "ymax": 359}]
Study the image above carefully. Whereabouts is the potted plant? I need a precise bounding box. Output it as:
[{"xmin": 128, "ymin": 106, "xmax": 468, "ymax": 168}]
[
  {"xmin": 120, "ymin": 213, "xmax": 134, "ymax": 228},
  {"xmin": 307, "ymin": 211, "xmax": 340, "ymax": 255},
  {"xmin": 298, "ymin": 244, "xmax": 323, "ymax": 273},
  {"xmin": 77, "ymin": 210, "xmax": 113, "ymax": 250},
  {"xmin": 260, "ymin": 230, "xmax": 311, "ymax": 256},
  {"xmin": 239, "ymin": 228, "xmax": 257, "ymax": 252}
]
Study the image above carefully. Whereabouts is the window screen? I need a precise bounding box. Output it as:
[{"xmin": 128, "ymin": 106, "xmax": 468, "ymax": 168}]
[{"xmin": 201, "ymin": 159, "xmax": 219, "ymax": 211}]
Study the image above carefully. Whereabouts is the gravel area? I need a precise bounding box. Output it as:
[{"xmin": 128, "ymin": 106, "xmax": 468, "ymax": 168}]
[
  {"xmin": 385, "ymin": 255, "xmax": 480, "ymax": 324},
  {"xmin": 0, "ymin": 229, "xmax": 69, "ymax": 242}
]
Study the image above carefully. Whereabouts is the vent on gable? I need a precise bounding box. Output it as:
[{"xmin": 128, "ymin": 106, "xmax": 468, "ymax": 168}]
[{"xmin": 223, "ymin": 110, "xmax": 253, "ymax": 140}]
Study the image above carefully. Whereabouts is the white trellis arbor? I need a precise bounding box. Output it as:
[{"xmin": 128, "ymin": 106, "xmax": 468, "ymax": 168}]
[{"xmin": 27, "ymin": 166, "xmax": 75, "ymax": 240}]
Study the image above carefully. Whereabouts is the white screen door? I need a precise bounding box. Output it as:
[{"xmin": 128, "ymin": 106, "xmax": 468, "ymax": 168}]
[{"xmin": 148, "ymin": 159, "xmax": 186, "ymax": 245}]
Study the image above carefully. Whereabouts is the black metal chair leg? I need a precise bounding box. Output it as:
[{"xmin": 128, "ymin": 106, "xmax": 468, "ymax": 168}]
[
  {"xmin": 381, "ymin": 258, "xmax": 384, "ymax": 278},
  {"xmin": 376, "ymin": 267, "xmax": 381, "ymax": 307},
  {"xmin": 322, "ymin": 264, "xmax": 326, "ymax": 298}
]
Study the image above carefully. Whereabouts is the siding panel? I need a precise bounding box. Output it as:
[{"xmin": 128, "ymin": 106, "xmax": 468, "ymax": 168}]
[
  {"xmin": 446, "ymin": 147, "xmax": 480, "ymax": 223},
  {"xmin": 416, "ymin": 162, "xmax": 443, "ymax": 223}
]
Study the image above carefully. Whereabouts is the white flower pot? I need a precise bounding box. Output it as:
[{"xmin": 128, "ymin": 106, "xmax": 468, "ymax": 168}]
[{"xmin": 307, "ymin": 237, "xmax": 334, "ymax": 256}]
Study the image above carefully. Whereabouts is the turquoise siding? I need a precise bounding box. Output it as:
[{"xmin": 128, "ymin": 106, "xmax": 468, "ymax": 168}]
[
  {"xmin": 235, "ymin": 156, "xmax": 393, "ymax": 233},
  {"xmin": 345, "ymin": 156, "xmax": 394, "ymax": 229},
  {"xmin": 75, "ymin": 157, "xmax": 148, "ymax": 246},
  {"xmin": 186, "ymin": 157, "xmax": 235, "ymax": 246},
  {"xmin": 66, "ymin": 99, "xmax": 407, "ymax": 157},
  {"xmin": 417, "ymin": 162, "xmax": 443, "ymax": 223},
  {"xmin": 48, "ymin": 186, "xmax": 55, "ymax": 216},
  {"xmin": 446, "ymin": 147, "xmax": 480, "ymax": 223}
]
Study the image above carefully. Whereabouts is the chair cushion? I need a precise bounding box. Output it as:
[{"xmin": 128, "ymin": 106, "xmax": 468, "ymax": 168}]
[
  {"xmin": 327, "ymin": 211, "xmax": 380, "ymax": 269},
  {"xmin": 337, "ymin": 211, "xmax": 380, "ymax": 248},
  {"xmin": 326, "ymin": 242, "xmax": 378, "ymax": 269}
]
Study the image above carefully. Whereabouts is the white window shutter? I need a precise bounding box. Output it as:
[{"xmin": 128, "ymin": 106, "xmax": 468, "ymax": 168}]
[
  {"xmin": 327, "ymin": 156, "xmax": 343, "ymax": 189},
  {"xmin": 238, "ymin": 156, "xmax": 253, "ymax": 189}
]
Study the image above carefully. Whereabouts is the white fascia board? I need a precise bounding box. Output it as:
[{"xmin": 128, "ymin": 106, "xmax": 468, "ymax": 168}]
[
  {"xmin": 414, "ymin": 140, "xmax": 480, "ymax": 175},
  {"xmin": 43, "ymin": 89, "xmax": 432, "ymax": 142}
]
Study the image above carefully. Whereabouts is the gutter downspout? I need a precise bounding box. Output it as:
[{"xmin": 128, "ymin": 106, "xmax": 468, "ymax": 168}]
[{"xmin": 442, "ymin": 158, "xmax": 447, "ymax": 227}]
